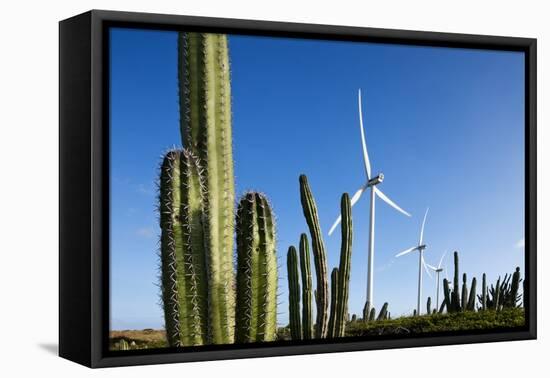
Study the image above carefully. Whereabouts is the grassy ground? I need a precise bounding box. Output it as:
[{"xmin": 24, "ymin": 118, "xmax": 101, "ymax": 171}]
[
  {"xmin": 345, "ymin": 308, "xmax": 525, "ymax": 337},
  {"xmin": 109, "ymin": 308, "xmax": 525, "ymax": 350}
]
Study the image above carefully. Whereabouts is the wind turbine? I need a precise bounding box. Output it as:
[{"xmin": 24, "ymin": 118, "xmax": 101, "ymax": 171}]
[
  {"xmin": 425, "ymin": 251, "xmax": 448, "ymax": 311},
  {"xmin": 395, "ymin": 208, "xmax": 431, "ymax": 315},
  {"xmin": 328, "ymin": 89, "xmax": 411, "ymax": 309}
]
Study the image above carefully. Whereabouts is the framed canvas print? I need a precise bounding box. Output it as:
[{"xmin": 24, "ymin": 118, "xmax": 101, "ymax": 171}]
[{"xmin": 59, "ymin": 10, "xmax": 536, "ymax": 368}]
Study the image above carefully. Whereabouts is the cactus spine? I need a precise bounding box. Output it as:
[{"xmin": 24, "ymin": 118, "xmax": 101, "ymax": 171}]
[
  {"xmin": 299, "ymin": 233, "xmax": 313, "ymax": 340},
  {"xmin": 235, "ymin": 193, "xmax": 277, "ymax": 343},
  {"xmin": 178, "ymin": 32, "xmax": 235, "ymax": 344},
  {"xmin": 287, "ymin": 246, "xmax": 302, "ymax": 340},
  {"xmin": 160, "ymin": 150, "xmax": 208, "ymax": 346},
  {"xmin": 299, "ymin": 175, "xmax": 329, "ymax": 338}
]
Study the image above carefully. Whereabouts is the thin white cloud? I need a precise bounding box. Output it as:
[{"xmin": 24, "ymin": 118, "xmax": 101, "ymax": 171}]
[
  {"xmin": 515, "ymin": 238, "xmax": 525, "ymax": 249},
  {"xmin": 136, "ymin": 227, "xmax": 155, "ymax": 238}
]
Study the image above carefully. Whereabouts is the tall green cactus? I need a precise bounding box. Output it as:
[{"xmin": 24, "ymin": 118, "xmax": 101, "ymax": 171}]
[
  {"xmin": 461, "ymin": 273, "xmax": 469, "ymax": 311},
  {"xmin": 467, "ymin": 277, "xmax": 477, "ymax": 311},
  {"xmin": 299, "ymin": 233, "xmax": 313, "ymax": 340},
  {"xmin": 451, "ymin": 251, "xmax": 460, "ymax": 312},
  {"xmin": 159, "ymin": 149, "xmax": 208, "ymax": 346},
  {"xmin": 287, "ymin": 246, "xmax": 302, "ymax": 340},
  {"xmin": 328, "ymin": 268, "xmax": 339, "ymax": 338},
  {"xmin": 426, "ymin": 297, "xmax": 432, "ymax": 315},
  {"xmin": 442, "ymin": 278, "xmax": 451, "ymax": 313},
  {"xmin": 333, "ymin": 193, "xmax": 353, "ymax": 337},
  {"xmin": 299, "ymin": 175, "xmax": 329, "ymax": 338},
  {"xmin": 481, "ymin": 273, "xmax": 487, "ymax": 310},
  {"xmin": 178, "ymin": 32, "xmax": 235, "ymax": 344},
  {"xmin": 235, "ymin": 192, "xmax": 277, "ymax": 343}
]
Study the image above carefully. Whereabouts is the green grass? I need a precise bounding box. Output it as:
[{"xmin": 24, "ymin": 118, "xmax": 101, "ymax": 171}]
[
  {"xmin": 109, "ymin": 308, "xmax": 525, "ymax": 349},
  {"xmin": 344, "ymin": 308, "xmax": 525, "ymax": 337}
]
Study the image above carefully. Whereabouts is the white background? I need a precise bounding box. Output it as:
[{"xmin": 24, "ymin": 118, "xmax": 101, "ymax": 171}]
[{"xmin": 0, "ymin": 0, "xmax": 547, "ymax": 376}]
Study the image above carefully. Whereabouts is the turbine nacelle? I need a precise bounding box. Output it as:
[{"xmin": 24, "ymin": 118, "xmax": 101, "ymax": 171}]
[
  {"xmin": 367, "ymin": 173, "xmax": 384, "ymax": 187},
  {"xmin": 418, "ymin": 244, "xmax": 427, "ymax": 251}
]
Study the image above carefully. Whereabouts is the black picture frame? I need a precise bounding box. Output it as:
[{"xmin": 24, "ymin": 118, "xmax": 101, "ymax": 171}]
[{"xmin": 59, "ymin": 9, "xmax": 537, "ymax": 368}]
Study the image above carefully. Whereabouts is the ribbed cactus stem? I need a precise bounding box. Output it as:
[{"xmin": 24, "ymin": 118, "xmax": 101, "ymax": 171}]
[
  {"xmin": 159, "ymin": 149, "xmax": 208, "ymax": 346},
  {"xmin": 467, "ymin": 277, "xmax": 477, "ymax": 311},
  {"xmin": 443, "ymin": 278, "xmax": 451, "ymax": 313},
  {"xmin": 495, "ymin": 277, "xmax": 501, "ymax": 311},
  {"xmin": 299, "ymin": 233, "xmax": 313, "ymax": 340},
  {"xmin": 299, "ymin": 175, "xmax": 329, "ymax": 338},
  {"xmin": 427, "ymin": 297, "xmax": 432, "ymax": 315},
  {"xmin": 178, "ymin": 32, "xmax": 235, "ymax": 344},
  {"xmin": 334, "ymin": 193, "xmax": 353, "ymax": 337},
  {"xmin": 235, "ymin": 192, "xmax": 278, "ymax": 343},
  {"xmin": 510, "ymin": 267, "xmax": 521, "ymax": 308},
  {"xmin": 287, "ymin": 246, "xmax": 302, "ymax": 340},
  {"xmin": 328, "ymin": 268, "xmax": 339, "ymax": 337},
  {"xmin": 461, "ymin": 273, "xmax": 468, "ymax": 311},
  {"xmin": 481, "ymin": 273, "xmax": 487, "ymax": 310},
  {"xmin": 452, "ymin": 251, "xmax": 460, "ymax": 312}
]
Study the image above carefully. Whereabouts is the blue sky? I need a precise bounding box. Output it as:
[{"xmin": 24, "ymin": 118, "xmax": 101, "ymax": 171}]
[{"xmin": 109, "ymin": 28, "xmax": 525, "ymax": 330}]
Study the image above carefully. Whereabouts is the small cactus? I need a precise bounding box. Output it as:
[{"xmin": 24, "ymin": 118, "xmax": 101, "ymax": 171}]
[
  {"xmin": 377, "ymin": 303, "xmax": 389, "ymax": 321},
  {"xmin": 369, "ymin": 307, "xmax": 376, "ymax": 321},
  {"xmin": 235, "ymin": 192, "xmax": 278, "ymax": 343},
  {"xmin": 119, "ymin": 339, "xmax": 129, "ymax": 351},
  {"xmin": 426, "ymin": 297, "xmax": 432, "ymax": 315}
]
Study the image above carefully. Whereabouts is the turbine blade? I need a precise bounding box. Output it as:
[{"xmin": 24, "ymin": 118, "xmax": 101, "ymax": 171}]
[
  {"xmin": 423, "ymin": 261, "xmax": 433, "ymax": 279},
  {"xmin": 422, "ymin": 256, "xmax": 434, "ymax": 278},
  {"xmin": 327, "ymin": 215, "xmax": 342, "ymax": 236},
  {"xmin": 438, "ymin": 250, "xmax": 448, "ymax": 269},
  {"xmin": 328, "ymin": 184, "xmax": 366, "ymax": 236},
  {"xmin": 350, "ymin": 184, "xmax": 367, "ymax": 206},
  {"xmin": 374, "ymin": 187, "xmax": 411, "ymax": 217},
  {"xmin": 395, "ymin": 246, "xmax": 417, "ymax": 258},
  {"xmin": 425, "ymin": 262, "xmax": 438, "ymax": 271},
  {"xmin": 419, "ymin": 207, "xmax": 429, "ymax": 246},
  {"xmin": 358, "ymin": 89, "xmax": 372, "ymax": 180}
]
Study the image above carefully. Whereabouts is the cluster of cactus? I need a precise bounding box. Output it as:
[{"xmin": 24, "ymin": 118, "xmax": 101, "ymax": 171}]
[
  {"xmin": 115, "ymin": 339, "xmax": 138, "ymax": 351},
  {"xmin": 361, "ymin": 301, "xmax": 390, "ymax": 322},
  {"xmin": 478, "ymin": 267, "xmax": 522, "ymax": 311},
  {"xmin": 441, "ymin": 252, "xmax": 477, "ymax": 313},
  {"xmin": 286, "ymin": 175, "xmax": 353, "ymax": 339},
  {"xmin": 159, "ymin": 32, "xmax": 277, "ymax": 347}
]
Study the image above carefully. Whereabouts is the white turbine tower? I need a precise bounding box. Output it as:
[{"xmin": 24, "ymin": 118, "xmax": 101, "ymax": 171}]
[
  {"xmin": 425, "ymin": 251, "xmax": 448, "ymax": 311},
  {"xmin": 328, "ymin": 89, "xmax": 411, "ymax": 310},
  {"xmin": 395, "ymin": 208, "xmax": 432, "ymax": 315}
]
